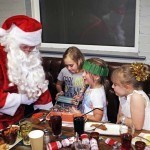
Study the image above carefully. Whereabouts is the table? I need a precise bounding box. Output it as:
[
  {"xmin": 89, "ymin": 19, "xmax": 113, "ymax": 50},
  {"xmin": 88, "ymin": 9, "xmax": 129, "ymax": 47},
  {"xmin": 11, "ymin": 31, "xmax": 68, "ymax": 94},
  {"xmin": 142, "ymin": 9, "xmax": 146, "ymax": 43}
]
[{"xmin": 10, "ymin": 111, "xmax": 150, "ymax": 150}]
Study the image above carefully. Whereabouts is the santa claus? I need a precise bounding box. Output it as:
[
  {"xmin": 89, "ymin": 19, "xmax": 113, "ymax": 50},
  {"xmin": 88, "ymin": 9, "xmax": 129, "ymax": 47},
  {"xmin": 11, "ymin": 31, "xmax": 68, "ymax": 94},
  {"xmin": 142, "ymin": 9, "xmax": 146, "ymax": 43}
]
[{"xmin": 0, "ymin": 15, "xmax": 53, "ymax": 129}]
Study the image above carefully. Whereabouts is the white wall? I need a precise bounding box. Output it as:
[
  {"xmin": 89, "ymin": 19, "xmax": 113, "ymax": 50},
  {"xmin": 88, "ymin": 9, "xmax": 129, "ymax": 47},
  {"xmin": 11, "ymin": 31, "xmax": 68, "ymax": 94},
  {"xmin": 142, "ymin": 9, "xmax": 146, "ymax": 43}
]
[
  {"xmin": 0, "ymin": 0, "xmax": 26, "ymax": 23},
  {"xmin": 0, "ymin": 0, "xmax": 150, "ymax": 64},
  {"xmin": 138, "ymin": 0, "xmax": 150, "ymax": 64}
]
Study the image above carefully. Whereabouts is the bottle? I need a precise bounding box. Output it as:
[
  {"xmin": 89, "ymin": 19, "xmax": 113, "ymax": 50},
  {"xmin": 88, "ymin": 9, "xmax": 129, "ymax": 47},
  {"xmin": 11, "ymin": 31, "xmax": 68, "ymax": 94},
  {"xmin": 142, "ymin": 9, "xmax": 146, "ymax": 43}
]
[{"xmin": 43, "ymin": 129, "xmax": 50, "ymax": 145}]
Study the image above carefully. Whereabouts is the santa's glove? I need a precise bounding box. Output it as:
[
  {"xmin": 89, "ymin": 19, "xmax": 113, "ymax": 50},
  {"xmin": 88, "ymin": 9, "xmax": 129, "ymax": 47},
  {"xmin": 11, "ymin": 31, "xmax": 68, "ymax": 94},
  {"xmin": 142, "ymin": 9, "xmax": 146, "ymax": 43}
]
[{"xmin": 21, "ymin": 94, "xmax": 37, "ymax": 105}]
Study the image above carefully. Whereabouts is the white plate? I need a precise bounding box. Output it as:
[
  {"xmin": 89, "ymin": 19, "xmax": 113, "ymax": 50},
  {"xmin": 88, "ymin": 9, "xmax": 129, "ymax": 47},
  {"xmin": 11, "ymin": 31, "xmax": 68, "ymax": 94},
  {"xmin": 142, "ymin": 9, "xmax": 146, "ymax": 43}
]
[
  {"xmin": 62, "ymin": 121, "xmax": 73, "ymax": 127},
  {"xmin": 85, "ymin": 122, "xmax": 121, "ymax": 136},
  {"xmin": 132, "ymin": 133, "xmax": 150, "ymax": 146}
]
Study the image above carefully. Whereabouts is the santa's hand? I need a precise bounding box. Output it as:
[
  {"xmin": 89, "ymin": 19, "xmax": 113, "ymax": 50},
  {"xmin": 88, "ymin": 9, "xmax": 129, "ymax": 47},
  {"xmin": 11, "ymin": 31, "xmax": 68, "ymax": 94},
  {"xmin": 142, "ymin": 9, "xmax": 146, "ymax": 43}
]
[
  {"xmin": 21, "ymin": 94, "xmax": 37, "ymax": 105},
  {"xmin": 55, "ymin": 91, "xmax": 64, "ymax": 100}
]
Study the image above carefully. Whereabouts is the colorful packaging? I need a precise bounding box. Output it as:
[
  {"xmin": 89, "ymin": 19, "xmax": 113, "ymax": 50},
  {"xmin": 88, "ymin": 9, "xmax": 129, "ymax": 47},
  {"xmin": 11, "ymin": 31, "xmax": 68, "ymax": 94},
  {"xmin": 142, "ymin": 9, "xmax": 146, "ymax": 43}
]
[{"xmin": 47, "ymin": 141, "xmax": 62, "ymax": 150}]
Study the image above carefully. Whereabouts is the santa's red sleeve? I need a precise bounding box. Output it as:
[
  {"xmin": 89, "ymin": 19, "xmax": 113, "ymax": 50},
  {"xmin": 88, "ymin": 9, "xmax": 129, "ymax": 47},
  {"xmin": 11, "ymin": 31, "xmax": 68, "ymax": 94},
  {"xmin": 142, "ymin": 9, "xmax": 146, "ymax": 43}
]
[{"xmin": 33, "ymin": 89, "xmax": 53, "ymax": 110}]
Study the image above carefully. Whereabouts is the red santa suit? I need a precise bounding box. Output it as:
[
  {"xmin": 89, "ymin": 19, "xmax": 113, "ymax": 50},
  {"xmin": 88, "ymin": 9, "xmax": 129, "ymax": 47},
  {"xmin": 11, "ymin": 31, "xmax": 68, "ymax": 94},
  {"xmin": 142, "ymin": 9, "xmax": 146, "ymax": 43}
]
[{"xmin": 0, "ymin": 15, "xmax": 53, "ymax": 129}]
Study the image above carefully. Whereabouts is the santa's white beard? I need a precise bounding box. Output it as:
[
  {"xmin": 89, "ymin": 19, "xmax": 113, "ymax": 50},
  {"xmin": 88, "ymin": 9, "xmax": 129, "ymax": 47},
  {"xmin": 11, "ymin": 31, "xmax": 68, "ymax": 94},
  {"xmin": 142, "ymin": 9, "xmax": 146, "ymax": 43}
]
[{"xmin": 2, "ymin": 38, "xmax": 48, "ymax": 99}]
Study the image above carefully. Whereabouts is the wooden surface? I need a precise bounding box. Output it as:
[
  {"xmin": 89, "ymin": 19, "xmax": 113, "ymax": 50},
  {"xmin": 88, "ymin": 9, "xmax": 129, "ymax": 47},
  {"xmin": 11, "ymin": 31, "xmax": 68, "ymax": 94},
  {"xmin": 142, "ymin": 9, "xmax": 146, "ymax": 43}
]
[{"xmin": 10, "ymin": 111, "xmax": 150, "ymax": 150}]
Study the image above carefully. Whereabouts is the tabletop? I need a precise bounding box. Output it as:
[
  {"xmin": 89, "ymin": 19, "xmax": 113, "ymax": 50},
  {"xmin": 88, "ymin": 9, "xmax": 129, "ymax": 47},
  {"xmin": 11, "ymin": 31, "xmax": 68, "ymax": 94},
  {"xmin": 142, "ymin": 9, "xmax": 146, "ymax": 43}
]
[{"xmin": 10, "ymin": 111, "xmax": 150, "ymax": 150}]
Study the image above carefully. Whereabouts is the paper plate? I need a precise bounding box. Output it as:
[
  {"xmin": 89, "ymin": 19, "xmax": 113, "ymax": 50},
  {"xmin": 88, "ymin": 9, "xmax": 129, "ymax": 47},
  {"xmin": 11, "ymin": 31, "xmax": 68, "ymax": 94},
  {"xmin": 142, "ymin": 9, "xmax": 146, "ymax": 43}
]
[{"xmin": 85, "ymin": 122, "xmax": 121, "ymax": 136}]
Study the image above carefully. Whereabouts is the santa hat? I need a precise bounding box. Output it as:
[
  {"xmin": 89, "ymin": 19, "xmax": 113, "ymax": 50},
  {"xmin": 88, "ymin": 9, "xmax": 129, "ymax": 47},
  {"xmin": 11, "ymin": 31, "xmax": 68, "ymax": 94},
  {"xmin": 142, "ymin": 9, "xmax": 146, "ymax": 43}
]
[{"xmin": 0, "ymin": 15, "xmax": 42, "ymax": 46}]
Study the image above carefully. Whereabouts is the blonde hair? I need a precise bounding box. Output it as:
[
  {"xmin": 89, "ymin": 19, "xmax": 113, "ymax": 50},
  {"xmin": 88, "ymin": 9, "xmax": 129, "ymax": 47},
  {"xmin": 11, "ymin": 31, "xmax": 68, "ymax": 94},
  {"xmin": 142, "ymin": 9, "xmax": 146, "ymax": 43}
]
[
  {"xmin": 111, "ymin": 64, "xmax": 150, "ymax": 89},
  {"xmin": 63, "ymin": 46, "xmax": 84, "ymax": 70}
]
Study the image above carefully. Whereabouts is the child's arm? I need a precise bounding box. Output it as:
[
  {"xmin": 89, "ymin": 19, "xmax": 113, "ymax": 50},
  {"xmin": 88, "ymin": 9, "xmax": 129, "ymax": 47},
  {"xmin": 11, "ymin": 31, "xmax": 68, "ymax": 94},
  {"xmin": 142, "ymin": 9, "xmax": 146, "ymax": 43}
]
[
  {"xmin": 56, "ymin": 80, "xmax": 64, "ymax": 92},
  {"xmin": 86, "ymin": 108, "xmax": 103, "ymax": 122},
  {"xmin": 130, "ymin": 93, "xmax": 145, "ymax": 130},
  {"xmin": 116, "ymin": 105, "xmax": 124, "ymax": 124},
  {"xmin": 118, "ymin": 93, "xmax": 146, "ymax": 130},
  {"xmin": 55, "ymin": 80, "xmax": 64, "ymax": 100}
]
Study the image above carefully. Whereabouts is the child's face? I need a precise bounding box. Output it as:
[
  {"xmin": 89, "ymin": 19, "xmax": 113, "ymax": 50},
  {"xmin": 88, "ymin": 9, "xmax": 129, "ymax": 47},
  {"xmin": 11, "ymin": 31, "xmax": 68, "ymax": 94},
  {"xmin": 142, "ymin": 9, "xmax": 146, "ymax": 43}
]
[
  {"xmin": 82, "ymin": 70, "xmax": 95, "ymax": 86},
  {"xmin": 64, "ymin": 56, "xmax": 78, "ymax": 73},
  {"xmin": 112, "ymin": 80, "xmax": 127, "ymax": 97}
]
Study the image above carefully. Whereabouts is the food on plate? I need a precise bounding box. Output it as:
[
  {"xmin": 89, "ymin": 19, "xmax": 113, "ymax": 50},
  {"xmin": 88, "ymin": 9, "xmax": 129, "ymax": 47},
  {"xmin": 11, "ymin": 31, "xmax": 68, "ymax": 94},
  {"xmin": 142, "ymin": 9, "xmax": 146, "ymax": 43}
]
[
  {"xmin": 90, "ymin": 124, "xmax": 107, "ymax": 130},
  {"xmin": 0, "ymin": 137, "xmax": 8, "ymax": 150},
  {"xmin": 2, "ymin": 126, "xmax": 19, "ymax": 145}
]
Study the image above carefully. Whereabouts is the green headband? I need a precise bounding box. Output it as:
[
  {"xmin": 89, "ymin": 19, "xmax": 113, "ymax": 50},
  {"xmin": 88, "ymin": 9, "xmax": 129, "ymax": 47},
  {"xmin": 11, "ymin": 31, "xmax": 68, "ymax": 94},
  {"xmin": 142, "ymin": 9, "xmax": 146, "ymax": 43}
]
[{"xmin": 83, "ymin": 60, "xmax": 109, "ymax": 76}]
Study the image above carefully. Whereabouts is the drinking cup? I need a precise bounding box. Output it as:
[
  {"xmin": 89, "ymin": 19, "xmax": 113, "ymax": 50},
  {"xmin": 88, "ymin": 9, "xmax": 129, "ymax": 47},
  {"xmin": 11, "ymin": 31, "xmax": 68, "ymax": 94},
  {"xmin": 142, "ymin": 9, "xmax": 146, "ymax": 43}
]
[
  {"xmin": 19, "ymin": 118, "xmax": 32, "ymax": 145},
  {"xmin": 73, "ymin": 115, "xmax": 85, "ymax": 137},
  {"xmin": 49, "ymin": 112, "xmax": 62, "ymax": 137},
  {"xmin": 119, "ymin": 124, "xmax": 135, "ymax": 150},
  {"xmin": 28, "ymin": 130, "xmax": 44, "ymax": 150}
]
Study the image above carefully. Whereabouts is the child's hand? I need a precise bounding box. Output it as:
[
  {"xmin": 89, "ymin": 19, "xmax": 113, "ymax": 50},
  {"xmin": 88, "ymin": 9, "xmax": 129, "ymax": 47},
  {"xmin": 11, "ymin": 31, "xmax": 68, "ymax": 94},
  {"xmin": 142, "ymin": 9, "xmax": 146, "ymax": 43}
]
[
  {"xmin": 55, "ymin": 91, "xmax": 64, "ymax": 100},
  {"xmin": 73, "ymin": 94, "xmax": 83, "ymax": 102},
  {"xmin": 71, "ymin": 99, "xmax": 79, "ymax": 106},
  {"xmin": 116, "ymin": 116, "xmax": 124, "ymax": 124},
  {"xmin": 69, "ymin": 106, "xmax": 81, "ymax": 114}
]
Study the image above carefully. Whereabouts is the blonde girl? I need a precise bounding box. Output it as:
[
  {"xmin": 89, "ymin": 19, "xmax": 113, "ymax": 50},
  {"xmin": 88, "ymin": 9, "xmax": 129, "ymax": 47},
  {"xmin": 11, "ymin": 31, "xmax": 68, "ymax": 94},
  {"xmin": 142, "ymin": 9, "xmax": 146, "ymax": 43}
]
[
  {"xmin": 71, "ymin": 58, "xmax": 109, "ymax": 122},
  {"xmin": 111, "ymin": 63, "xmax": 150, "ymax": 130},
  {"xmin": 56, "ymin": 46, "xmax": 85, "ymax": 99}
]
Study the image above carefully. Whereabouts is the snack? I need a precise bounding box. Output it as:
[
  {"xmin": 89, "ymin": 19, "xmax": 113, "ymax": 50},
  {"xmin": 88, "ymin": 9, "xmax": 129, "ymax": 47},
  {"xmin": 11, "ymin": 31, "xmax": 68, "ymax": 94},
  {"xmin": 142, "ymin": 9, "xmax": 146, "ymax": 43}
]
[
  {"xmin": 0, "ymin": 137, "xmax": 8, "ymax": 150},
  {"xmin": 90, "ymin": 124, "xmax": 107, "ymax": 130},
  {"xmin": 0, "ymin": 139, "xmax": 8, "ymax": 150},
  {"xmin": 2, "ymin": 126, "xmax": 19, "ymax": 145}
]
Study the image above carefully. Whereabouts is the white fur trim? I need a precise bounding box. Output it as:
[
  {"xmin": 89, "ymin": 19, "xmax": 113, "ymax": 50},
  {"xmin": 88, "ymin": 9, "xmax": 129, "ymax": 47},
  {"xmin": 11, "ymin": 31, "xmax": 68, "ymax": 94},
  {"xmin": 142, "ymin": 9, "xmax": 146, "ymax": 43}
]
[
  {"xmin": 34, "ymin": 102, "xmax": 53, "ymax": 110},
  {"xmin": 21, "ymin": 94, "xmax": 37, "ymax": 105},
  {"xmin": 8, "ymin": 24, "xmax": 41, "ymax": 46},
  {"xmin": 0, "ymin": 28, "xmax": 6, "ymax": 36},
  {"xmin": 0, "ymin": 93, "xmax": 22, "ymax": 116}
]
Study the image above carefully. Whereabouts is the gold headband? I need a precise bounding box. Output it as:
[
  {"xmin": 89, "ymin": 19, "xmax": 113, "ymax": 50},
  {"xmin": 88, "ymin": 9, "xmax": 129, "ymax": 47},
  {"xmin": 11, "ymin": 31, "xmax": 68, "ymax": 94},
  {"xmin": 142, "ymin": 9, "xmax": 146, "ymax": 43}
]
[{"xmin": 130, "ymin": 63, "xmax": 149, "ymax": 81}]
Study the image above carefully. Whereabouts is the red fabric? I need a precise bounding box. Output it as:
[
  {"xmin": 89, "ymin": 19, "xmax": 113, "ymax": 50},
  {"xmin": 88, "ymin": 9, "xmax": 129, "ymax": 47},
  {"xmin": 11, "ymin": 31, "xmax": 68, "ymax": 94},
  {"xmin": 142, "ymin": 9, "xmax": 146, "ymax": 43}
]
[
  {"xmin": 2, "ymin": 15, "xmax": 42, "ymax": 32},
  {"xmin": 34, "ymin": 89, "xmax": 52, "ymax": 105},
  {"xmin": 0, "ymin": 106, "xmax": 25, "ymax": 129},
  {"xmin": 0, "ymin": 45, "xmax": 52, "ymax": 129}
]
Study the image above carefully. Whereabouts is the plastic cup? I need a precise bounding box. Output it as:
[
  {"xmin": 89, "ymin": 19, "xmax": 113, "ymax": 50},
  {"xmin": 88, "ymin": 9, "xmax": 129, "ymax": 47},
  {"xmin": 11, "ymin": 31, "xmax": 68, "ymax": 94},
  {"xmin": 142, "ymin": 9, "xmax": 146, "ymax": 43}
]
[
  {"xmin": 49, "ymin": 112, "xmax": 62, "ymax": 137},
  {"xmin": 120, "ymin": 124, "xmax": 135, "ymax": 149},
  {"xmin": 73, "ymin": 115, "xmax": 85, "ymax": 137},
  {"xmin": 19, "ymin": 118, "xmax": 32, "ymax": 145},
  {"xmin": 28, "ymin": 130, "xmax": 44, "ymax": 150}
]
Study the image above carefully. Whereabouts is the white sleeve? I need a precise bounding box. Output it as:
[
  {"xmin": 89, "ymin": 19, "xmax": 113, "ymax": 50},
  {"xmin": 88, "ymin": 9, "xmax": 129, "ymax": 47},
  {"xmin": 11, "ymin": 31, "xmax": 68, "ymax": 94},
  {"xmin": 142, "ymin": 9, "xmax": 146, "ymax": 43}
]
[
  {"xmin": 0, "ymin": 93, "xmax": 36, "ymax": 116},
  {"xmin": 34, "ymin": 101, "xmax": 53, "ymax": 110},
  {"xmin": 57, "ymin": 68, "xmax": 65, "ymax": 81},
  {"xmin": 91, "ymin": 91, "xmax": 105, "ymax": 108},
  {"xmin": 0, "ymin": 93, "xmax": 22, "ymax": 116}
]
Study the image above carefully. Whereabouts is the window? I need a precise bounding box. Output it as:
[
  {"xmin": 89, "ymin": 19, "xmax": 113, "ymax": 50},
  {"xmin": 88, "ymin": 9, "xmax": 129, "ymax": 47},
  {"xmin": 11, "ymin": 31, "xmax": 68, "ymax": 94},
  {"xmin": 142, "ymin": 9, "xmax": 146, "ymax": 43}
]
[{"xmin": 31, "ymin": 0, "xmax": 138, "ymax": 53}]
